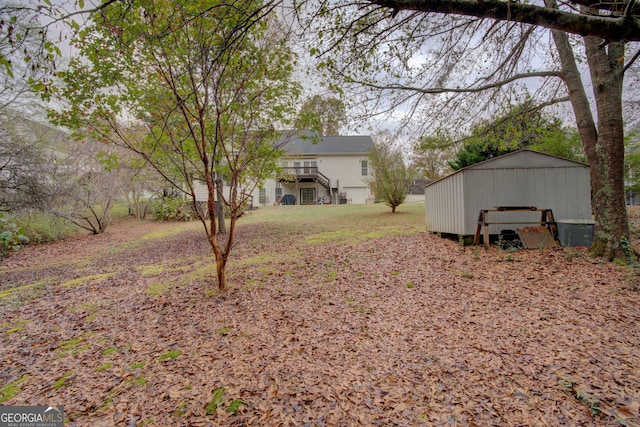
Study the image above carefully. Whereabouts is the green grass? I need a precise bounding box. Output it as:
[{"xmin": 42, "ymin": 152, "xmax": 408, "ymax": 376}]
[
  {"xmin": 53, "ymin": 372, "xmax": 73, "ymax": 390},
  {"xmin": 0, "ymin": 375, "xmax": 29, "ymax": 402},
  {"xmin": 14, "ymin": 212, "xmax": 81, "ymax": 244},
  {"xmin": 226, "ymin": 398, "xmax": 244, "ymax": 415},
  {"xmin": 158, "ymin": 350, "xmax": 181, "ymax": 361},
  {"xmin": 102, "ymin": 347, "xmax": 118, "ymax": 356},
  {"xmin": 96, "ymin": 362, "xmax": 112, "ymax": 372},
  {"xmin": 206, "ymin": 387, "xmax": 226, "ymax": 415},
  {"xmin": 244, "ymin": 202, "xmax": 424, "ymax": 232},
  {"xmin": 0, "ymin": 281, "xmax": 48, "ymax": 301},
  {"xmin": 61, "ymin": 273, "xmax": 115, "ymax": 288},
  {"xmin": 4, "ymin": 319, "xmax": 29, "ymax": 334},
  {"xmin": 130, "ymin": 375, "xmax": 147, "ymax": 387},
  {"xmin": 130, "ymin": 362, "xmax": 146, "ymax": 370},
  {"xmin": 217, "ymin": 327, "xmax": 232, "ymax": 336}
]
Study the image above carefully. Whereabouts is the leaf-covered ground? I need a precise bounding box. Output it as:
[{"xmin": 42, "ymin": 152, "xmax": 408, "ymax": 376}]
[{"xmin": 1, "ymin": 203, "xmax": 639, "ymax": 426}]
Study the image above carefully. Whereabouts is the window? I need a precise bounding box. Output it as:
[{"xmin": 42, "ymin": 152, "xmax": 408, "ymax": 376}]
[
  {"xmin": 361, "ymin": 160, "xmax": 368, "ymax": 176},
  {"xmin": 275, "ymin": 187, "xmax": 282, "ymax": 199},
  {"xmin": 259, "ymin": 188, "xmax": 266, "ymax": 204}
]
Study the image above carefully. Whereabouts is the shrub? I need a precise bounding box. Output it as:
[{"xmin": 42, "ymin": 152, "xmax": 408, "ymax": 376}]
[
  {"xmin": 0, "ymin": 215, "xmax": 30, "ymax": 257},
  {"xmin": 152, "ymin": 197, "xmax": 193, "ymax": 222},
  {"xmin": 14, "ymin": 212, "xmax": 80, "ymax": 243}
]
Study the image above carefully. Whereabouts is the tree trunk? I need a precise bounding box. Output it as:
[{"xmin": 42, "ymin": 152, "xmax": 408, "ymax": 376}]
[
  {"xmin": 204, "ymin": 169, "xmax": 229, "ymax": 292},
  {"xmin": 583, "ymin": 37, "xmax": 631, "ymax": 260},
  {"xmin": 214, "ymin": 249, "xmax": 228, "ymax": 292},
  {"xmin": 549, "ymin": 24, "xmax": 631, "ymax": 260},
  {"xmin": 215, "ymin": 173, "xmax": 226, "ymax": 235}
]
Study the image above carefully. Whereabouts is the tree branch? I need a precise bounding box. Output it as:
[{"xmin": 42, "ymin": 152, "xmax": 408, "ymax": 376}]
[
  {"xmin": 340, "ymin": 70, "xmax": 563, "ymax": 94},
  {"xmin": 364, "ymin": 0, "xmax": 640, "ymax": 41}
]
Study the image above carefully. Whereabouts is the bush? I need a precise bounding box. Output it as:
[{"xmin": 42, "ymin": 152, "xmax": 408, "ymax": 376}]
[
  {"xmin": 14, "ymin": 212, "xmax": 81, "ymax": 244},
  {"xmin": 152, "ymin": 197, "xmax": 193, "ymax": 222},
  {"xmin": 0, "ymin": 215, "xmax": 30, "ymax": 257}
]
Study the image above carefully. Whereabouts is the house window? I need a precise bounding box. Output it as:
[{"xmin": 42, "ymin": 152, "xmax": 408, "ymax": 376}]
[
  {"xmin": 275, "ymin": 187, "xmax": 282, "ymax": 200},
  {"xmin": 259, "ymin": 188, "xmax": 266, "ymax": 204},
  {"xmin": 361, "ymin": 160, "xmax": 368, "ymax": 176},
  {"xmin": 294, "ymin": 161, "xmax": 301, "ymax": 174}
]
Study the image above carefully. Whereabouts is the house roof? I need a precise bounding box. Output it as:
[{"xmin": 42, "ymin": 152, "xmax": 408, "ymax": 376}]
[
  {"xmin": 281, "ymin": 134, "xmax": 374, "ymax": 155},
  {"xmin": 426, "ymin": 149, "xmax": 589, "ymax": 187}
]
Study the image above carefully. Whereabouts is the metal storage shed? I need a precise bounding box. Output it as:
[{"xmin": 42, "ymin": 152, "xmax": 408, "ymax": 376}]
[{"xmin": 424, "ymin": 149, "xmax": 592, "ymax": 241}]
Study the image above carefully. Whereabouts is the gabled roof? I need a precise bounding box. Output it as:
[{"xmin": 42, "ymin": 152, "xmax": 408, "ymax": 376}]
[
  {"xmin": 426, "ymin": 149, "xmax": 589, "ymax": 187},
  {"xmin": 281, "ymin": 133, "xmax": 374, "ymax": 155},
  {"xmin": 467, "ymin": 149, "xmax": 589, "ymax": 170}
]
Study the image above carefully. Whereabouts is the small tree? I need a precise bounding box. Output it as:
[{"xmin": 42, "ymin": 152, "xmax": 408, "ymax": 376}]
[
  {"xmin": 368, "ymin": 142, "xmax": 414, "ymax": 213},
  {"xmin": 52, "ymin": 0, "xmax": 300, "ymax": 291}
]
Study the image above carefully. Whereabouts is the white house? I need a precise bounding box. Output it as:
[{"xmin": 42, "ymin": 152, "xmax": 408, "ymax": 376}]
[
  {"xmin": 262, "ymin": 134, "xmax": 375, "ymax": 205},
  {"xmin": 194, "ymin": 134, "xmax": 376, "ymax": 206}
]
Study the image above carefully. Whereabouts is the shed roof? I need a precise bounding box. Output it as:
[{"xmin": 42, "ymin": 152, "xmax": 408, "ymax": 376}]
[
  {"xmin": 282, "ymin": 134, "xmax": 374, "ymax": 155},
  {"xmin": 427, "ymin": 149, "xmax": 589, "ymax": 187}
]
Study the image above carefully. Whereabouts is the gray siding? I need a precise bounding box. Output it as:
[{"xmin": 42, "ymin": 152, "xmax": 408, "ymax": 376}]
[
  {"xmin": 463, "ymin": 167, "xmax": 591, "ymax": 235},
  {"xmin": 425, "ymin": 172, "xmax": 465, "ymax": 234}
]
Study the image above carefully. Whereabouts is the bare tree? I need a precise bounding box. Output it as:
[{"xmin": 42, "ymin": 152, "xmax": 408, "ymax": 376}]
[{"xmin": 301, "ymin": 0, "xmax": 640, "ymax": 260}]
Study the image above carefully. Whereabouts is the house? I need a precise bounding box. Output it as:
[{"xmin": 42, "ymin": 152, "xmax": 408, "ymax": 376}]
[
  {"xmin": 194, "ymin": 134, "xmax": 376, "ymax": 206},
  {"xmin": 424, "ymin": 149, "xmax": 592, "ymax": 242}
]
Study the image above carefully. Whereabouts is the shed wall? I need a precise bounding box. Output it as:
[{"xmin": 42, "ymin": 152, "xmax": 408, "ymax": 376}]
[
  {"xmin": 425, "ymin": 172, "xmax": 465, "ymax": 234},
  {"xmin": 462, "ymin": 166, "xmax": 591, "ymax": 235}
]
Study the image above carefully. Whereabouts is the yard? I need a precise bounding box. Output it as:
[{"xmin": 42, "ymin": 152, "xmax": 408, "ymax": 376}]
[{"xmin": 1, "ymin": 202, "xmax": 639, "ymax": 426}]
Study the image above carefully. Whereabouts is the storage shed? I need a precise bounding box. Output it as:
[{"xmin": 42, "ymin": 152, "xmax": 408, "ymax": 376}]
[{"xmin": 425, "ymin": 149, "xmax": 592, "ymax": 242}]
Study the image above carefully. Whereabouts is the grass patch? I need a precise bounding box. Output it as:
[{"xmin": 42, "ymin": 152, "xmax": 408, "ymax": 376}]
[
  {"xmin": 158, "ymin": 350, "xmax": 181, "ymax": 361},
  {"xmin": 0, "ymin": 281, "xmax": 48, "ymax": 301},
  {"xmin": 58, "ymin": 338, "xmax": 83, "ymax": 353},
  {"xmin": 217, "ymin": 327, "xmax": 232, "ymax": 336},
  {"xmin": 72, "ymin": 344, "xmax": 91, "ymax": 355},
  {"xmin": 4, "ymin": 319, "xmax": 29, "ymax": 334},
  {"xmin": 137, "ymin": 257, "xmax": 201, "ymax": 277},
  {"xmin": 53, "ymin": 372, "xmax": 73, "ymax": 390},
  {"xmin": 141, "ymin": 222, "xmax": 199, "ymax": 241},
  {"xmin": 174, "ymin": 402, "xmax": 189, "ymax": 417},
  {"xmin": 130, "ymin": 361, "xmax": 146, "ymax": 370},
  {"xmin": 14, "ymin": 211, "xmax": 81, "ymax": 244},
  {"xmin": 96, "ymin": 363, "xmax": 112, "ymax": 372},
  {"xmin": 205, "ymin": 387, "xmax": 226, "ymax": 415},
  {"xmin": 0, "ymin": 375, "xmax": 29, "ymax": 402},
  {"xmin": 130, "ymin": 375, "xmax": 147, "ymax": 387},
  {"xmin": 147, "ymin": 282, "xmax": 176, "ymax": 296},
  {"xmin": 227, "ymin": 398, "xmax": 244, "ymax": 415},
  {"xmin": 60, "ymin": 273, "xmax": 114, "ymax": 288},
  {"xmin": 102, "ymin": 347, "xmax": 118, "ymax": 356}
]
